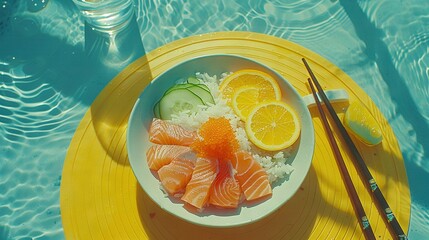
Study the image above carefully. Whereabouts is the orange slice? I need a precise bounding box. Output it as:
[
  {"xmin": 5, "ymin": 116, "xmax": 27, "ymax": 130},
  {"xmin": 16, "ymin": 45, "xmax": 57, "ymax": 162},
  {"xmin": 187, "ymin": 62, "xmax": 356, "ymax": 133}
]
[
  {"xmin": 232, "ymin": 86, "xmax": 276, "ymax": 121},
  {"xmin": 245, "ymin": 101, "xmax": 300, "ymax": 151},
  {"xmin": 219, "ymin": 69, "xmax": 281, "ymax": 105}
]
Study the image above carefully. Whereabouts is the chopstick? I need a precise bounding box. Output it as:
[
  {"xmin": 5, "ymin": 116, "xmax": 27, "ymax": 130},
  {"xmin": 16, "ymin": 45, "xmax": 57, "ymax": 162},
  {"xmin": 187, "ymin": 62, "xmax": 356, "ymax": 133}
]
[
  {"xmin": 302, "ymin": 58, "xmax": 408, "ymax": 240},
  {"xmin": 307, "ymin": 78, "xmax": 376, "ymax": 240}
]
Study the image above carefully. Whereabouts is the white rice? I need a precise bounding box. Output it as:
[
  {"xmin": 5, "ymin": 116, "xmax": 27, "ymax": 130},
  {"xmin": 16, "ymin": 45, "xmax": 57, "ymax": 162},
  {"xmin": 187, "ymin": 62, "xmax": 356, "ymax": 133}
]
[{"xmin": 169, "ymin": 72, "xmax": 295, "ymax": 184}]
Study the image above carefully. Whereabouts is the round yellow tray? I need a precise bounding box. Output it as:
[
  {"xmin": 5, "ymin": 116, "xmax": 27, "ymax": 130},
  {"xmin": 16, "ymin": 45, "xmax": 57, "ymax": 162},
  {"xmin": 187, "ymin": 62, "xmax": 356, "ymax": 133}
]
[{"xmin": 60, "ymin": 32, "xmax": 410, "ymax": 239}]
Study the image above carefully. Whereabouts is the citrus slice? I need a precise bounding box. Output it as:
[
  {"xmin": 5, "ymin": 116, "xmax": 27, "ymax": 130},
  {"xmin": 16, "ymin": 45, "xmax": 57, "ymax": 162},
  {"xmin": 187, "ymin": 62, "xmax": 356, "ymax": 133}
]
[
  {"xmin": 344, "ymin": 101, "xmax": 383, "ymax": 145},
  {"xmin": 245, "ymin": 101, "xmax": 300, "ymax": 151},
  {"xmin": 219, "ymin": 69, "xmax": 281, "ymax": 104},
  {"xmin": 232, "ymin": 86, "xmax": 277, "ymax": 121}
]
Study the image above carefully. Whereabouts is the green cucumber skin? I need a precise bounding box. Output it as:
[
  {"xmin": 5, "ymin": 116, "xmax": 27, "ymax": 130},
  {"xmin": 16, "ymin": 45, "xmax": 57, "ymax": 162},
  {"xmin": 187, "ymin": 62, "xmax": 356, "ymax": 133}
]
[
  {"xmin": 154, "ymin": 78, "xmax": 214, "ymax": 119},
  {"xmin": 153, "ymin": 101, "xmax": 161, "ymax": 118},
  {"xmin": 186, "ymin": 85, "xmax": 214, "ymax": 104},
  {"xmin": 164, "ymin": 83, "xmax": 210, "ymax": 95},
  {"xmin": 187, "ymin": 76, "xmax": 200, "ymax": 84},
  {"xmin": 164, "ymin": 83, "xmax": 193, "ymax": 95},
  {"xmin": 159, "ymin": 88, "xmax": 204, "ymax": 120},
  {"xmin": 195, "ymin": 83, "xmax": 210, "ymax": 92}
]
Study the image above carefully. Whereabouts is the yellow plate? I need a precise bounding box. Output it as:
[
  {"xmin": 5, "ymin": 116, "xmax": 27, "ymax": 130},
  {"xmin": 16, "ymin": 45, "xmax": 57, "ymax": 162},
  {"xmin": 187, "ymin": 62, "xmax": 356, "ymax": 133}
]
[{"xmin": 60, "ymin": 31, "xmax": 410, "ymax": 239}]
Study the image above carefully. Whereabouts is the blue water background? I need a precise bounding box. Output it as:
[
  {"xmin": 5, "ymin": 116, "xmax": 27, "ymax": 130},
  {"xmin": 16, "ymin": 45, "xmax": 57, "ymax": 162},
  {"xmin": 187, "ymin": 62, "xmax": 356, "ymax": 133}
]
[{"xmin": 0, "ymin": 0, "xmax": 428, "ymax": 239}]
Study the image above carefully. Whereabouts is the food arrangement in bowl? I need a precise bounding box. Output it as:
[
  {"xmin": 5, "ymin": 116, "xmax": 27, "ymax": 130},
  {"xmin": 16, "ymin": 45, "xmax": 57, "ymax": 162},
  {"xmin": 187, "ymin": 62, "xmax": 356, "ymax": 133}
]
[{"xmin": 127, "ymin": 54, "xmax": 314, "ymax": 227}]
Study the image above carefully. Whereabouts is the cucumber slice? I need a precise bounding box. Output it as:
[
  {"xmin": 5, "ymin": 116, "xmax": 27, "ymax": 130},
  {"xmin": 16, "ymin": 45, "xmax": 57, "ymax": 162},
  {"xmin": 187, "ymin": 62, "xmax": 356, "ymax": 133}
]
[
  {"xmin": 159, "ymin": 88, "xmax": 204, "ymax": 120},
  {"xmin": 164, "ymin": 83, "xmax": 210, "ymax": 96},
  {"xmin": 153, "ymin": 101, "xmax": 161, "ymax": 118},
  {"xmin": 186, "ymin": 85, "xmax": 215, "ymax": 104},
  {"xmin": 164, "ymin": 83, "xmax": 194, "ymax": 95},
  {"xmin": 187, "ymin": 76, "xmax": 200, "ymax": 84},
  {"xmin": 195, "ymin": 83, "xmax": 210, "ymax": 92}
]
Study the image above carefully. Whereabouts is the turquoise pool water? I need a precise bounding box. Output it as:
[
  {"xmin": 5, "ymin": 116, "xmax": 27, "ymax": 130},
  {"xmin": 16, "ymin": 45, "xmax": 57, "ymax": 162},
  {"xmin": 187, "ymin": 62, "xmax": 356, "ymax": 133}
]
[{"xmin": 1, "ymin": 0, "xmax": 428, "ymax": 239}]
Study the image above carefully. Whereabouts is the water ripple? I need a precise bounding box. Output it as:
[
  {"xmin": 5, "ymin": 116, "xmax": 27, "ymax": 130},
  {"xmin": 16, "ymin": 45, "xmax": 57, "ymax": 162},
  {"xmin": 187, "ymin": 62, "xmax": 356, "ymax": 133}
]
[
  {"xmin": 1, "ymin": 0, "xmax": 429, "ymax": 239},
  {"xmin": 16, "ymin": 0, "xmax": 84, "ymax": 47},
  {"xmin": 0, "ymin": 3, "xmax": 89, "ymax": 238},
  {"xmin": 410, "ymin": 199, "xmax": 429, "ymax": 238},
  {"xmin": 136, "ymin": 0, "xmax": 354, "ymax": 58}
]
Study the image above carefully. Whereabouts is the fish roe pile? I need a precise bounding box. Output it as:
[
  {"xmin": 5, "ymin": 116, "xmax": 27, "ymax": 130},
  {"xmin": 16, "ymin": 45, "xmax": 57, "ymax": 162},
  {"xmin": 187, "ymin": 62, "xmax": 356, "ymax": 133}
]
[{"xmin": 191, "ymin": 117, "xmax": 239, "ymax": 163}]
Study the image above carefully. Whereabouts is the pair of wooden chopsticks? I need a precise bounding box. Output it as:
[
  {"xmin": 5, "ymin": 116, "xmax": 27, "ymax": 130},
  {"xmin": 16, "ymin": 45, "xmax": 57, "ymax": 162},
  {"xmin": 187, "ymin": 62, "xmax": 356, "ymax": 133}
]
[{"xmin": 302, "ymin": 58, "xmax": 408, "ymax": 240}]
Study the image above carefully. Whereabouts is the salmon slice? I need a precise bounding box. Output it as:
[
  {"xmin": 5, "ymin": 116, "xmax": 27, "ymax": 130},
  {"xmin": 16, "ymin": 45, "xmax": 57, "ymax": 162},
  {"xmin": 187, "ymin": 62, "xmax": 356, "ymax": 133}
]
[
  {"xmin": 157, "ymin": 157, "xmax": 195, "ymax": 195},
  {"xmin": 209, "ymin": 161, "xmax": 241, "ymax": 208},
  {"xmin": 181, "ymin": 158, "xmax": 218, "ymax": 209},
  {"xmin": 146, "ymin": 144, "xmax": 191, "ymax": 171},
  {"xmin": 149, "ymin": 118, "xmax": 197, "ymax": 146},
  {"xmin": 231, "ymin": 151, "xmax": 272, "ymax": 201}
]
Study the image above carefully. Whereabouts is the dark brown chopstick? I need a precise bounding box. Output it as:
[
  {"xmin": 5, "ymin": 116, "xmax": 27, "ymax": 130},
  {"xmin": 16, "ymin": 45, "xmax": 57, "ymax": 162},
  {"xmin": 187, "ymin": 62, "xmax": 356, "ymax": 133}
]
[
  {"xmin": 307, "ymin": 78, "xmax": 376, "ymax": 240},
  {"xmin": 303, "ymin": 58, "xmax": 408, "ymax": 240}
]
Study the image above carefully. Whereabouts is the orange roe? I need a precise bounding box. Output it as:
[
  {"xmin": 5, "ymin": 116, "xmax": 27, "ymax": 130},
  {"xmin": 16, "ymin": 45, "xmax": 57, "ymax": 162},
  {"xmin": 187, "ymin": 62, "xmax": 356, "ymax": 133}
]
[{"xmin": 191, "ymin": 117, "xmax": 239, "ymax": 163}]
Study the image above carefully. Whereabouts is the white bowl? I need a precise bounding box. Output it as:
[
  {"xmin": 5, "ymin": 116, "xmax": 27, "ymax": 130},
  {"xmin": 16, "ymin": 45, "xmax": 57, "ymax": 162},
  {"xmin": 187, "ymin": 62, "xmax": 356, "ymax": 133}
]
[{"xmin": 127, "ymin": 54, "xmax": 315, "ymax": 227}]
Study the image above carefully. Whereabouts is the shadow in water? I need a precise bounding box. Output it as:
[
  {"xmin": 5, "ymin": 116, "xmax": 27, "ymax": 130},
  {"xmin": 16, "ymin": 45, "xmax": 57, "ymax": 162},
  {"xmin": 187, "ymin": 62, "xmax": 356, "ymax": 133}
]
[
  {"xmin": 0, "ymin": 0, "xmax": 149, "ymax": 164},
  {"xmin": 64, "ymin": 0, "xmax": 158, "ymax": 166},
  {"xmin": 87, "ymin": 15, "xmax": 151, "ymax": 165},
  {"xmin": 0, "ymin": 1, "xmax": 110, "ymax": 106},
  {"xmin": 338, "ymin": 0, "xmax": 429, "ymax": 164},
  {"xmin": 135, "ymin": 166, "xmax": 360, "ymax": 239},
  {"xmin": 84, "ymin": 14, "xmax": 145, "ymax": 80},
  {"xmin": 28, "ymin": 1, "xmax": 144, "ymax": 103}
]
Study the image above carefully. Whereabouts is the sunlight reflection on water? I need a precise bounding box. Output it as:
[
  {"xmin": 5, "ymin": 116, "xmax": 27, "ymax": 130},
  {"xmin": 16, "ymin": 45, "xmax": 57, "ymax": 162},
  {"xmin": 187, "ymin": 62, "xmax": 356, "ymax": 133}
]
[{"xmin": 0, "ymin": 0, "xmax": 428, "ymax": 239}]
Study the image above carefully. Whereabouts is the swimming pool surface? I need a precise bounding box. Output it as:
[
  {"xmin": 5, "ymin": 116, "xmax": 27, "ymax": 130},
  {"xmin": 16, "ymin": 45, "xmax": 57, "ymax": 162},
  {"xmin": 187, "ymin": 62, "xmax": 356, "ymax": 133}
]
[{"xmin": 1, "ymin": 0, "xmax": 428, "ymax": 239}]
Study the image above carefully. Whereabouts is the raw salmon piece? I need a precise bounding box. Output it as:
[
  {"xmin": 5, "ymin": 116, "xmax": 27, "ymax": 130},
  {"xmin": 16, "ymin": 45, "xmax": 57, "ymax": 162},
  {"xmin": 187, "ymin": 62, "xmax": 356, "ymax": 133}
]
[
  {"xmin": 149, "ymin": 118, "xmax": 197, "ymax": 146},
  {"xmin": 158, "ymin": 157, "xmax": 195, "ymax": 195},
  {"xmin": 181, "ymin": 158, "xmax": 218, "ymax": 209},
  {"xmin": 209, "ymin": 161, "xmax": 241, "ymax": 208},
  {"xmin": 146, "ymin": 144, "xmax": 191, "ymax": 171},
  {"xmin": 231, "ymin": 151, "xmax": 272, "ymax": 201}
]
